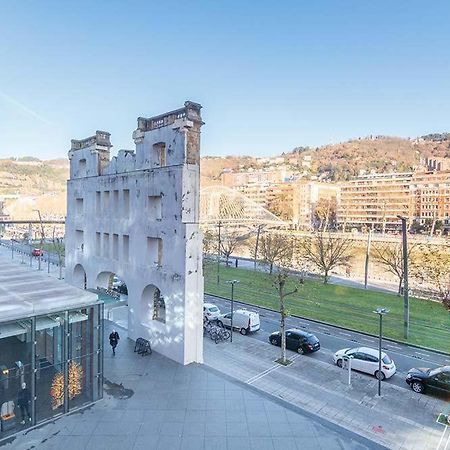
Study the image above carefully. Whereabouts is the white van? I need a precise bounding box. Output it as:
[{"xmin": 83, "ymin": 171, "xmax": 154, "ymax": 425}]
[{"xmin": 217, "ymin": 309, "xmax": 260, "ymax": 335}]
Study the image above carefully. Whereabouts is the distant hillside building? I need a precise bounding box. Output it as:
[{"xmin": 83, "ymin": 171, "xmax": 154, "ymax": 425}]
[
  {"xmin": 338, "ymin": 165, "xmax": 450, "ymax": 231},
  {"xmin": 338, "ymin": 172, "xmax": 413, "ymax": 231},
  {"xmin": 293, "ymin": 181, "xmax": 339, "ymax": 230},
  {"xmin": 65, "ymin": 102, "xmax": 204, "ymax": 365}
]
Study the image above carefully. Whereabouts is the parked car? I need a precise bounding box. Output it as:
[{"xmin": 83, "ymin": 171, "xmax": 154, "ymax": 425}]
[
  {"xmin": 333, "ymin": 347, "xmax": 396, "ymax": 380},
  {"xmin": 269, "ymin": 329, "xmax": 320, "ymax": 354},
  {"xmin": 114, "ymin": 283, "xmax": 128, "ymax": 295},
  {"xmin": 405, "ymin": 366, "xmax": 450, "ymax": 395},
  {"xmin": 32, "ymin": 248, "xmax": 43, "ymax": 257},
  {"xmin": 217, "ymin": 309, "xmax": 260, "ymax": 335},
  {"xmin": 203, "ymin": 303, "xmax": 221, "ymax": 321}
]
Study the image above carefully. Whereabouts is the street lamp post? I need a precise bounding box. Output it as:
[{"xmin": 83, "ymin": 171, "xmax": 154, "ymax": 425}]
[
  {"xmin": 373, "ymin": 307, "xmax": 389, "ymax": 396},
  {"xmin": 34, "ymin": 210, "xmax": 45, "ymax": 271},
  {"xmin": 397, "ymin": 215, "xmax": 409, "ymax": 339},
  {"xmin": 226, "ymin": 280, "xmax": 239, "ymax": 342},
  {"xmin": 217, "ymin": 221, "xmax": 222, "ymax": 285}
]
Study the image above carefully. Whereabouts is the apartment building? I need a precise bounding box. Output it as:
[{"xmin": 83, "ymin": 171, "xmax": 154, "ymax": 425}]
[
  {"xmin": 410, "ymin": 170, "xmax": 450, "ymax": 227},
  {"xmin": 293, "ymin": 181, "xmax": 340, "ymax": 229},
  {"xmin": 338, "ymin": 172, "xmax": 413, "ymax": 230},
  {"xmin": 338, "ymin": 164, "xmax": 450, "ymax": 230}
]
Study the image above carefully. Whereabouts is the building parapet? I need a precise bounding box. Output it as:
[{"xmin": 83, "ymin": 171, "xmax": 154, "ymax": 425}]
[
  {"xmin": 137, "ymin": 101, "xmax": 203, "ymax": 132},
  {"xmin": 71, "ymin": 131, "xmax": 112, "ymax": 151}
]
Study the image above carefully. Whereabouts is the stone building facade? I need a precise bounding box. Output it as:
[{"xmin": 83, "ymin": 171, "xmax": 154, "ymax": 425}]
[{"xmin": 65, "ymin": 101, "xmax": 204, "ymax": 365}]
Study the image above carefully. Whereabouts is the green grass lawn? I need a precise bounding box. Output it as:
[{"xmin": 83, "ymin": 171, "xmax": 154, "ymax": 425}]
[{"xmin": 204, "ymin": 262, "xmax": 450, "ymax": 353}]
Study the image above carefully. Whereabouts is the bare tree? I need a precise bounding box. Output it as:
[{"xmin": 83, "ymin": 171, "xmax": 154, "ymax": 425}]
[
  {"xmin": 271, "ymin": 238, "xmax": 300, "ymax": 365},
  {"xmin": 414, "ymin": 246, "xmax": 450, "ymax": 310},
  {"xmin": 202, "ymin": 229, "xmax": 215, "ymax": 256},
  {"xmin": 220, "ymin": 230, "xmax": 244, "ymax": 266},
  {"xmin": 297, "ymin": 231, "xmax": 353, "ymax": 284},
  {"xmin": 372, "ymin": 242, "xmax": 417, "ymax": 295},
  {"xmin": 259, "ymin": 232, "xmax": 293, "ymax": 274},
  {"xmin": 313, "ymin": 198, "xmax": 337, "ymax": 230},
  {"xmin": 52, "ymin": 226, "xmax": 65, "ymax": 280}
]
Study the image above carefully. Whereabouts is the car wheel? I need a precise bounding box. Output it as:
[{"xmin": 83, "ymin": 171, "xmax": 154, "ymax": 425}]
[
  {"xmin": 240, "ymin": 328, "xmax": 248, "ymax": 335},
  {"xmin": 411, "ymin": 381, "xmax": 425, "ymax": 394},
  {"xmin": 297, "ymin": 347, "xmax": 304, "ymax": 355},
  {"xmin": 336, "ymin": 359, "xmax": 343, "ymax": 368},
  {"xmin": 217, "ymin": 321, "xmax": 223, "ymax": 328},
  {"xmin": 270, "ymin": 338, "xmax": 278, "ymax": 346},
  {"xmin": 375, "ymin": 370, "xmax": 385, "ymax": 381}
]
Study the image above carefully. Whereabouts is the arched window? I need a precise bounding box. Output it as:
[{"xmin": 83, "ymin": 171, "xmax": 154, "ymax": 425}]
[{"xmin": 152, "ymin": 288, "xmax": 166, "ymax": 323}]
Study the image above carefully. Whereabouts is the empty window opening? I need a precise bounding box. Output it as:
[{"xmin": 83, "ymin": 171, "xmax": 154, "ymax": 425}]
[
  {"xmin": 75, "ymin": 198, "xmax": 84, "ymax": 216},
  {"xmin": 147, "ymin": 237, "xmax": 163, "ymax": 266},
  {"xmin": 96, "ymin": 191, "xmax": 101, "ymax": 214},
  {"xmin": 148, "ymin": 195, "xmax": 162, "ymax": 220},
  {"xmin": 113, "ymin": 234, "xmax": 119, "ymax": 260},
  {"xmin": 78, "ymin": 159, "xmax": 87, "ymax": 177},
  {"xmin": 103, "ymin": 191, "xmax": 110, "ymax": 211},
  {"xmin": 153, "ymin": 288, "xmax": 166, "ymax": 323},
  {"xmin": 113, "ymin": 190, "xmax": 119, "ymax": 211},
  {"xmin": 75, "ymin": 230, "xmax": 84, "ymax": 253},
  {"xmin": 153, "ymin": 143, "xmax": 166, "ymax": 167},
  {"xmin": 95, "ymin": 232, "xmax": 101, "ymax": 257},
  {"xmin": 123, "ymin": 235, "xmax": 130, "ymax": 262},
  {"xmin": 103, "ymin": 233, "xmax": 110, "ymax": 258},
  {"xmin": 123, "ymin": 189, "xmax": 130, "ymax": 217}
]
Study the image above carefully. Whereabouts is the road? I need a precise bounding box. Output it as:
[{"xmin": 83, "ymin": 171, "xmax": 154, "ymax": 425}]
[
  {"xmin": 233, "ymin": 256, "xmax": 400, "ymax": 294},
  {"xmin": 0, "ymin": 240, "xmax": 62, "ymax": 266},
  {"xmin": 206, "ymin": 294, "xmax": 450, "ymax": 392}
]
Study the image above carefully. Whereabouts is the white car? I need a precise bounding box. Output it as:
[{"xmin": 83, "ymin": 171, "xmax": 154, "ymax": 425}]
[
  {"xmin": 333, "ymin": 347, "xmax": 396, "ymax": 380},
  {"xmin": 203, "ymin": 303, "xmax": 221, "ymax": 321}
]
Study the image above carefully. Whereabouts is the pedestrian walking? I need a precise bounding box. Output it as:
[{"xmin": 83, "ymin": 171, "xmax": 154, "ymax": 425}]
[
  {"xmin": 109, "ymin": 330, "xmax": 120, "ymax": 356},
  {"xmin": 17, "ymin": 382, "xmax": 31, "ymax": 424}
]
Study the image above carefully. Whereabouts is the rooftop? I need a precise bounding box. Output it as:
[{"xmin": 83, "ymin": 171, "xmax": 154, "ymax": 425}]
[{"xmin": 0, "ymin": 251, "xmax": 98, "ymax": 324}]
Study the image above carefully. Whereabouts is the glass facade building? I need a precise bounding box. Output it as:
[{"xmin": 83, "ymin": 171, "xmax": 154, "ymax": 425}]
[{"xmin": 0, "ymin": 255, "xmax": 103, "ymax": 441}]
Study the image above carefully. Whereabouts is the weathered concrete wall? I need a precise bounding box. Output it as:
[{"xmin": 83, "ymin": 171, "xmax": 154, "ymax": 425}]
[{"xmin": 65, "ymin": 102, "xmax": 204, "ymax": 365}]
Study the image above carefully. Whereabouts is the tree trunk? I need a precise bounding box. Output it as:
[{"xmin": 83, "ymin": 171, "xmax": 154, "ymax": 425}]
[
  {"xmin": 323, "ymin": 270, "xmax": 329, "ymax": 284},
  {"xmin": 280, "ymin": 296, "xmax": 286, "ymax": 364},
  {"xmin": 269, "ymin": 262, "xmax": 273, "ymax": 274},
  {"xmin": 398, "ymin": 276, "xmax": 403, "ymax": 296}
]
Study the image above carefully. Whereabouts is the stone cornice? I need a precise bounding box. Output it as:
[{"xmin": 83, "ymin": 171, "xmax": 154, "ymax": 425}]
[
  {"xmin": 137, "ymin": 101, "xmax": 204, "ymax": 132},
  {"xmin": 71, "ymin": 130, "xmax": 112, "ymax": 151}
]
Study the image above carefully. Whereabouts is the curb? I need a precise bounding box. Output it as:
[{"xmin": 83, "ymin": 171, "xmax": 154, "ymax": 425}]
[{"xmin": 205, "ymin": 292, "xmax": 450, "ymax": 357}]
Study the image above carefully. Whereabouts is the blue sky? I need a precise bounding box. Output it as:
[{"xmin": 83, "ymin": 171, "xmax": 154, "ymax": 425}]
[{"xmin": 1, "ymin": 0, "xmax": 450, "ymax": 159}]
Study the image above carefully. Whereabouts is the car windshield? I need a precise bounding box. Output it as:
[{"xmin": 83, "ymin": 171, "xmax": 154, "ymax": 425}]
[
  {"xmin": 382, "ymin": 355, "xmax": 392, "ymax": 364},
  {"xmin": 306, "ymin": 335, "xmax": 319, "ymax": 344},
  {"xmin": 209, "ymin": 307, "xmax": 219, "ymax": 312},
  {"xmin": 429, "ymin": 368, "xmax": 441, "ymax": 377}
]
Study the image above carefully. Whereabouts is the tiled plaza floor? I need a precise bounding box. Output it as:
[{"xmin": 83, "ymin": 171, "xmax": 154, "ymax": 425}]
[{"xmin": 0, "ymin": 322, "xmax": 381, "ymax": 449}]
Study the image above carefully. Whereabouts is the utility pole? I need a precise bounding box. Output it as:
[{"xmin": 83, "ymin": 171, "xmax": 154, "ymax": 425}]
[
  {"xmin": 398, "ymin": 215, "xmax": 409, "ymax": 339},
  {"xmin": 364, "ymin": 230, "xmax": 372, "ymax": 289},
  {"xmin": 217, "ymin": 221, "xmax": 222, "ymax": 284},
  {"xmin": 254, "ymin": 224, "xmax": 263, "ymax": 270}
]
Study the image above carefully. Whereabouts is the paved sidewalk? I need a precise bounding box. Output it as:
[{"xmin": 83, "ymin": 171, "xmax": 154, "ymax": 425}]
[
  {"xmin": 203, "ymin": 332, "xmax": 447, "ymax": 450},
  {"xmin": 1, "ymin": 322, "xmax": 379, "ymax": 450}
]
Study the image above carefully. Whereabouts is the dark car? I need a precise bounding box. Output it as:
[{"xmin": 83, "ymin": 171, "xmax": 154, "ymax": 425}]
[
  {"xmin": 406, "ymin": 366, "xmax": 450, "ymax": 395},
  {"xmin": 269, "ymin": 329, "xmax": 320, "ymax": 354}
]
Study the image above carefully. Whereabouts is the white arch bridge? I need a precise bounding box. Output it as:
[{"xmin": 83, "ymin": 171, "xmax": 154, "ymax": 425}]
[{"xmin": 200, "ymin": 186, "xmax": 288, "ymax": 229}]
